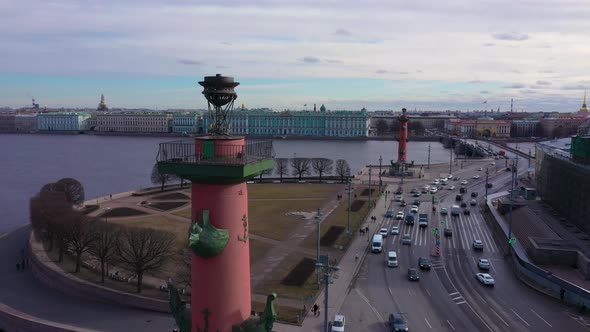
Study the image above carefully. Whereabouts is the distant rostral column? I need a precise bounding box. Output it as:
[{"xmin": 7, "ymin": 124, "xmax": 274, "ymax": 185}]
[
  {"xmin": 158, "ymin": 74, "xmax": 275, "ymax": 332},
  {"xmin": 398, "ymin": 108, "xmax": 409, "ymax": 164}
]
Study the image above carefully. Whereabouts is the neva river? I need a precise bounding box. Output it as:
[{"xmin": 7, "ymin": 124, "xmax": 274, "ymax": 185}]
[{"xmin": 0, "ymin": 134, "xmax": 450, "ymax": 234}]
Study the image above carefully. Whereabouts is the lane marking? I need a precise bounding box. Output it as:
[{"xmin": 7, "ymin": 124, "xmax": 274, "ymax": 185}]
[
  {"xmin": 448, "ymin": 291, "xmax": 459, "ymax": 296},
  {"xmin": 356, "ymin": 289, "xmax": 384, "ymax": 321},
  {"xmin": 456, "ymin": 301, "xmax": 467, "ymax": 305},
  {"xmin": 447, "ymin": 320, "xmax": 456, "ymax": 330},
  {"xmin": 490, "ymin": 308, "xmax": 509, "ymax": 327},
  {"xmin": 530, "ymin": 308, "xmax": 552, "ymax": 327},
  {"xmin": 511, "ymin": 308, "xmax": 530, "ymax": 327},
  {"xmin": 426, "ymin": 289, "xmax": 431, "ymax": 297},
  {"xmin": 465, "ymin": 302, "xmax": 494, "ymax": 332},
  {"xmin": 424, "ymin": 318, "xmax": 432, "ymax": 328},
  {"xmin": 475, "ymin": 291, "xmax": 488, "ymax": 304},
  {"xmin": 408, "ymin": 288, "xmax": 412, "ymax": 295},
  {"xmin": 452, "ymin": 296, "xmax": 463, "ymax": 301}
]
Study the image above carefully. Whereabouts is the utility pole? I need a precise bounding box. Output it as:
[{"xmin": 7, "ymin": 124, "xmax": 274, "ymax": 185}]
[
  {"xmin": 508, "ymin": 157, "xmax": 519, "ymax": 253},
  {"xmin": 347, "ymin": 177, "xmax": 352, "ymax": 236},
  {"xmin": 449, "ymin": 144, "xmax": 453, "ymax": 175},
  {"xmin": 368, "ymin": 166, "xmax": 372, "ymax": 210},
  {"xmin": 316, "ymin": 259, "xmax": 340, "ymax": 332},
  {"xmin": 427, "ymin": 144, "xmax": 431, "ymax": 169},
  {"xmin": 528, "ymin": 149, "xmax": 532, "ymax": 179},
  {"xmin": 484, "ymin": 167, "xmax": 489, "ymax": 203},
  {"xmin": 379, "ymin": 155, "xmax": 383, "ymax": 193},
  {"xmin": 316, "ymin": 208, "xmax": 321, "ymax": 289}
]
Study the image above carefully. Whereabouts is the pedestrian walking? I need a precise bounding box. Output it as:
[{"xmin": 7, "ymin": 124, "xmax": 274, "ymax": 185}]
[
  {"xmin": 355, "ymin": 253, "xmax": 359, "ymax": 261},
  {"xmin": 21, "ymin": 258, "xmax": 25, "ymax": 270},
  {"xmin": 560, "ymin": 288, "xmax": 565, "ymax": 301},
  {"xmin": 16, "ymin": 263, "xmax": 20, "ymax": 271},
  {"xmin": 312, "ymin": 303, "xmax": 319, "ymax": 316},
  {"xmin": 110, "ymin": 194, "xmax": 112, "ymax": 199},
  {"xmin": 365, "ymin": 226, "xmax": 369, "ymax": 233}
]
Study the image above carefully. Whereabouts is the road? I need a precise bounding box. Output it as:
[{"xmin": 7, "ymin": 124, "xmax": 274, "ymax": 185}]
[{"xmin": 340, "ymin": 148, "xmax": 590, "ymax": 331}]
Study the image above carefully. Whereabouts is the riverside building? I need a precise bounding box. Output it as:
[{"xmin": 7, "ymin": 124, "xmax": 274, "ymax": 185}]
[
  {"xmin": 37, "ymin": 112, "xmax": 90, "ymax": 131},
  {"xmin": 95, "ymin": 113, "xmax": 172, "ymax": 133}
]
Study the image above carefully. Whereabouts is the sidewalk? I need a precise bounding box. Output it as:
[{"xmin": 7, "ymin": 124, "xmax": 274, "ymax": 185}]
[{"xmin": 274, "ymin": 184, "xmax": 393, "ymax": 331}]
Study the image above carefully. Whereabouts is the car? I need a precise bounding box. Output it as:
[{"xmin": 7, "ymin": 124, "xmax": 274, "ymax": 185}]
[
  {"xmin": 408, "ymin": 268, "xmax": 419, "ymax": 281},
  {"xmin": 444, "ymin": 228, "xmax": 453, "ymax": 237},
  {"xmin": 471, "ymin": 192, "xmax": 479, "ymax": 198},
  {"xmin": 478, "ymin": 258, "xmax": 491, "ymax": 270},
  {"xmin": 447, "ymin": 185, "xmax": 455, "ymax": 190},
  {"xmin": 430, "ymin": 187, "xmax": 438, "ymax": 194},
  {"xmin": 421, "ymin": 187, "xmax": 429, "ymax": 194},
  {"xmin": 486, "ymin": 183, "xmax": 493, "ymax": 188},
  {"xmin": 464, "ymin": 209, "xmax": 471, "ymax": 215},
  {"xmin": 391, "ymin": 226, "xmax": 400, "ymax": 235},
  {"xmin": 478, "ymin": 167, "xmax": 483, "ymax": 171},
  {"xmin": 400, "ymin": 200, "xmax": 407, "ymax": 207},
  {"xmin": 441, "ymin": 177, "xmax": 448, "ymax": 182},
  {"xmin": 331, "ymin": 314, "xmax": 346, "ymax": 332},
  {"xmin": 473, "ymin": 175, "xmax": 480, "ymax": 179},
  {"xmin": 455, "ymin": 194, "xmax": 463, "ymax": 201},
  {"xmin": 440, "ymin": 207, "xmax": 448, "ymax": 215},
  {"xmin": 410, "ymin": 188, "xmax": 418, "ymax": 194},
  {"xmin": 460, "ymin": 201, "xmax": 467, "ymax": 208},
  {"xmin": 473, "ymin": 239, "xmax": 484, "ymax": 250},
  {"xmin": 389, "ymin": 313, "xmax": 408, "ymax": 332},
  {"xmin": 396, "ymin": 211, "xmax": 404, "ymax": 220},
  {"xmin": 395, "ymin": 189, "xmax": 403, "ymax": 195},
  {"xmin": 418, "ymin": 257, "xmax": 432, "ymax": 269},
  {"xmin": 386, "ymin": 210, "xmax": 394, "ymax": 218},
  {"xmin": 413, "ymin": 199, "xmax": 421, "ymax": 206},
  {"xmin": 437, "ymin": 185, "xmax": 444, "ymax": 190},
  {"xmin": 410, "ymin": 205, "xmax": 419, "ymax": 213},
  {"xmin": 413, "ymin": 192, "xmax": 421, "ymax": 197},
  {"xmin": 402, "ymin": 234, "xmax": 412, "ymax": 245},
  {"xmin": 448, "ymin": 174, "xmax": 453, "ymax": 179},
  {"xmin": 379, "ymin": 228, "xmax": 389, "ymax": 237},
  {"xmin": 433, "ymin": 179, "xmax": 440, "ymax": 185},
  {"xmin": 470, "ymin": 199, "xmax": 477, "ymax": 206},
  {"xmin": 395, "ymin": 195, "xmax": 403, "ymax": 202},
  {"xmin": 461, "ymin": 180, "xmax": 468, "ymax": 185},
  {"xmin": 459, "ymin": 187, "xmax": 467, "ymax": 194},
  {"xmin": 490, "ymin": 161, "xmax": 496, "ymax": 165},
  {"xmin": 506, "ymin": 167, "xmax": 511, "ymax": 171},
  {"xmin": 476, "ymin": 273, "xmax": 495, "ymax": 286}
]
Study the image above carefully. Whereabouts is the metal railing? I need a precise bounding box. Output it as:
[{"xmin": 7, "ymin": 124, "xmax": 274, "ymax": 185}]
[{"xmin": 157, "ymin": 139, "xmax": 273, "ymax": 165}]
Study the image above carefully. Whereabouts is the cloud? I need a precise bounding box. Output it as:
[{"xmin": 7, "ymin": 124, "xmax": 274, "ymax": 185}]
[
  {"xmin": 178, "ymin": 59, "xmax": 203, "ymax": 65},
  {"xmin": 298, "ymin": 56, "xmax": 320, "ymax": 63},
  {"xmin": 536, "ymin": 80, "xmax": 551, "ymax": 86},
  {"xmin": 503, "ymin": 83, "xmax": 526, "ymax": 89},
  {"xmin": 480, "ymin": 91, "xmax": 490, "ymax": 94},
  {"xmin": 375, "ymin": 69, "xmax": 387, "ymax": 74},
  {"xmin": 468, "ymin": 80, "xmax": 484, "ymax": 84},
  {"xmin": 493, "ymin": 32, "xmax": 530, "ymax": 41},
  {"xmin": 483, "ymin": 43, "xmax": 495, "ymax": 47},
  {"xmin": 333, "ymin": 28, "xmax": 351, "ymax": 36},
  {"xmin": 325, "ymin": 59, "xmax": 342, "ymax": 64},
  {"xmin": 539, "ymin": 70, "xmax": 554, "ymax": 74},
  {"xmin": 561, "ymin": 85, "xmax": 587, "ymax": 90}
]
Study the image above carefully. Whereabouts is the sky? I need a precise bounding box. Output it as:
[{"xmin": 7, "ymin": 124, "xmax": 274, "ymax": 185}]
[{"xmin": 1, "ymin": 0, "xmax": 589, "ymax": 112}]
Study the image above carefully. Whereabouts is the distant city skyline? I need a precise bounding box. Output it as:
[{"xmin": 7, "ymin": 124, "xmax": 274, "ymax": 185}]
[{"xmin": 1, "ymin": 1, "xmax": 589, "ymax": 112}]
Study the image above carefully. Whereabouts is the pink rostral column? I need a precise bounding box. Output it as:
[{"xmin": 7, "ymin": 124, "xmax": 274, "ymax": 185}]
[
  {"xmin": 190, "ymin": 137, "xmax": 250, "ymax": 332},
  {"xmin": 398, "ymin": 108, "xmax": 409, "ymax": 163}
]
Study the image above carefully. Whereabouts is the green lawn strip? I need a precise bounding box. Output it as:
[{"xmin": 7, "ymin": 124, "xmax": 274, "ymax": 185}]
[
  {"xmin": 300, "ymin": 186, "xmax": 379, "ymax": 250},
  {"xmin": 247, "ymin": 184, "xmax": 342, "ymax": 200},
  {"xmin": 248, "ymin": 199, "xmax": 321, "ymax": 242},
  {"xmin": 253, "ymin": 251, "xmax": 317, "ymax": 303}
]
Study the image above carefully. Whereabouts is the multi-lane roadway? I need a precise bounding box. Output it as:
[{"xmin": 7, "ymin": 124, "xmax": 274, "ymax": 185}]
[{"xmin": 341, "ymin": 150, "xmax": 589, "ymax": 331}]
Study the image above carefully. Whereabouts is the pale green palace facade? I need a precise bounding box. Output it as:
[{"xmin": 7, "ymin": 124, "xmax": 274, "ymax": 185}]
[
  {"xmin": 229, "ymin": 109, "xmax": 370, "ymax": 137},
  {"xmin": 37, "ymin": 112, "xmax": 90, "ymax": 131}
]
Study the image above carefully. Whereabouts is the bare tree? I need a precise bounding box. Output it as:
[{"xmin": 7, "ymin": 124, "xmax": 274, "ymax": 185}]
[
  {"xmin": 66, "ymin": 214, "xmax": 97, "ymax": 273},
  {"xmin": 259, "ymin": 168, "xmax": 273, "ymax": 181},
  {"xmin": 151, "ymin": 163, "xmax": 171, "ymax": 192},
  {"xmin": 375, "ymin": 119, "xmax": 388, "ymax": 136},
  {"xmin": 30, "ymin": 190, "xmax": 71, "ymax": 252},
  {"xmin": 88, "ymin": 222, "xmax": 121, "ymax": 283},
  {"xmin": 335, "ymin": 159, "xmax": 351, "ymax": 183},
  {"xmin": 174, "ymin": 248, "xmax": 192, "ymax": 288},
  {"xmin": 290, "ymin": 158, "xmax": 312, "ymax": 181},
  {"xmin": 311, "ymin": 158, "xmax": 334, "ymax": 182},
  {"xmin": 117, "ymin": 227, "xmax": 175, "ymax": 293},
  {"xmin": 274, "ymin": 158, "xmax": 289, "ymax": 182},
  {"xmin": 55, "ymin": 178, "xmax": 85, "ymax": 206}
]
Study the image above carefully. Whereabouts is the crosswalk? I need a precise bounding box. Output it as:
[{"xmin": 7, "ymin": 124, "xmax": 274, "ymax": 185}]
[{"xmin": 383, "ymin": 210, "xmax": 500, "ymax": 253}]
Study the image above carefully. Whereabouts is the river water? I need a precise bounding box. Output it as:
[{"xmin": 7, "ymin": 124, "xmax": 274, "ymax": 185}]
[{"xmin": 0, "ymin": 134, "xmax": 450, "ymax": 233}]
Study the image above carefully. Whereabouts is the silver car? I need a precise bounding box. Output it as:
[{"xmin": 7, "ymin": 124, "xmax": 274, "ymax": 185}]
[{"xmin": 402, "ymin": 234, "xmax": 412, "ymax": 245}]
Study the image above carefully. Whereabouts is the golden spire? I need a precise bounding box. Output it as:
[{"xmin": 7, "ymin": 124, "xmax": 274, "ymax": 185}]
[{"xmin": 581, "ymin": 90, "xmax": 588, "ymax": 112}]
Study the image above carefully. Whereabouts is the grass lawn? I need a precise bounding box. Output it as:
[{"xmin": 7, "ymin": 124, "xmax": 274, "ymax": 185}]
[
  {"xmin": 248, "ymin": 199, "xmax": 321, "ymax": 242},
  {"xmin": 248, "ymin": 183, "xmax": 342, "ymax": 199},
  {"xmin": 110, "ymin": 215, "xmax": 190, "ymax": 248},
  {"xmin": 253, "ymin": 251, "xmax": 318, "ymax": 302},
  {"xmin": 147, "ymin": 201, "xmax": 187, "ymax": 211},
  {"xmin": 300, "ymin": 186, "xmax": 380, "ymax": 251}
]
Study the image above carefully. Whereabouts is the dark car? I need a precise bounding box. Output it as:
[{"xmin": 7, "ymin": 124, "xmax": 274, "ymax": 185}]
[
  {"xmin": 400, "ymin": 200, "xmax": 407, "ymax": 207},
  {"xmin": 418, "ymin": 257, "xmax": 432, "ymax": 270},
  {"xmin": 486, "ymin": 183, "xmax": 493, "ymax": 188},
  {"xmin": 408, "ymin": 268, "xmax": 419, "ymax": 281},
  {"xmin": 410, "ymin": 188, "xmax": 418, "ymax": 194},
  {"xmin": 389, "ymin": 313, "xmax": 408, "ymax": 332},
  {"xmin": 455, "ymin": 194, "xmax": 463, "ymax": 201},
  {"xmin": 413, "ymin": 192, "xmax": 421, "ymax": 197},
  {"xmin": 460, "ymin": 202, "xmax": 467, "ymax": 208},
  {"xmin": 460, "ymin": 187, "xmax": 467, "ymax": 194},
  {"xmin": 413, "ymin": 199, "xmax": 421, "ymax": 206},
  {"xmin": 395, "ymin": 189, "xmax": 403, "ymax": 195},
  {"xmin": 464, "ymin": 209, "xmax": 471, "ymax": 215},
  {"xmin": 444, "ymin": 228, "xmax": 453, "ymax": 236},
  {"xmin": 471, "ymin": 192, "xmax": 479, "ymax": 198}
]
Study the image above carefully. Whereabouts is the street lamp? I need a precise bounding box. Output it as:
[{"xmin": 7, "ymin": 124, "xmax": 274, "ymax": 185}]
[
  {"xmin": 507, "ymin": 156, "xmax": 519, "ymax": 253},
  {"xmin": 346, "ymin": 178, "xmax": 352, "ymax": 236},
  {"xmin": 316, "ymin": 260, "xmax": 340, "ymax": 332},
  {"xmin": 379, "ymin": 155, "xmax": 383, "ymax": 193},
  {"xmin": 315, "ymin": 208, "xmax": 321, "ymax": 289},
  {"xmin": 102, "ymin": 207, "xmax": 111, "ymax": 224}
]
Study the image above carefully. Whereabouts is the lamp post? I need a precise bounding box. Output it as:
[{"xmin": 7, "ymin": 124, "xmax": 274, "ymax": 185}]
[
  {"xmin": 316, "ymin": 259, "xmax": 340, "ymax": 332},
  {"xmin": 507, "ymin": 157, "xmax": 519, "ymax": 253},
  {"xmin": 427, "ymin": 144, "xmax": 431, "ymax": 169},
  {"xmin": 346, "ymin": 178, "xmax": 352, "ymax": 236},
  {"xmin": 102, "ymin": 207, "xmax": 111, "ymax": 224},
  {"xmin": 368, "ymin": 166, "xmax": 372, "ymax": 210},
  {"xmin": 449, "ymin": 143, "xmax": 453, "ymax": 175},
  {"xmin": 379, "ymin": 155, "xmax": 383, "ymax": 193},
  {"xmin": 316, "ymin": 208, "xmax": 321, "ymax": 289},
  {"xmin": 484, "ymin": 167, "xmax": 489, "ymax": 203}
]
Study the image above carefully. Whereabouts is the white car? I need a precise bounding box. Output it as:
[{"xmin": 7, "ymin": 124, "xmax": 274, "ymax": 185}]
[
  {"xmin": 423, "ymin": 184, "xmax": 430, "ymax": 190},
  {"xmin": 478, "ymin": 258, "xmax": 491, "ymax": 270},
  {"xmin": 490, "ymin": 162, "xmax": 496, "ymax": 165},
  {"xmin": 476, "ymin": 273, "xmax": 495, "ymax": 286},
  {"xmin": 410, "ymin": 205, "xmax": 419, "ymax": 213},
  {"xmin": 440, "ymin": 207, "xmax": 448, "ymax": 215},
  {"xmin": 390, "ymin": 226, "xmax": 400, "ymax": 235},
  {"xmin": 441, "ymin": 177, "xmax": 448, "ymax": 182},
  {"xmin": 448, "ymin": 174, "xmax": 453, "ymax": 179},
  {"xmin": 429, "ymin": 187, "xmax": 438, "ymax": 194},
  {"xmin": 461, "ymin": 180, "xmax": 468, "ymax": 185},
  {"xmin": 379, "ymin": 228, "xmax": 389, "ymax": 238},
  {"xmin": 473, "ymin": 239, "xmax": 484, "ymax": 250},
  {"xmin": 433, "ymin": 179, "xmax": 440, "ymax": 185},
  {"xmin": 447, "ymin": 185, "xmax": 455, "ymax": 190},
  {"xmin": 331, "ymin": 314, "xmax": 346, "ymax": 332},
  {"xmin": 473, "ymin": 175, "xmax": 480, "ymax": 179},
  {"xmin": 396, "ymin": 211, "xmax": 404, "ymax": 220},
  {"xmin": 478, "ymin": 167, "xmax": 483, "ymax": 171}
]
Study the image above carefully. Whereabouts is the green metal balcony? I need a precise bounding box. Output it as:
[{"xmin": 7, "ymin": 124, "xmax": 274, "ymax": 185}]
[{"xmin": 156, "ymin": 139, "xmax": 274, "ymax": 183}]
